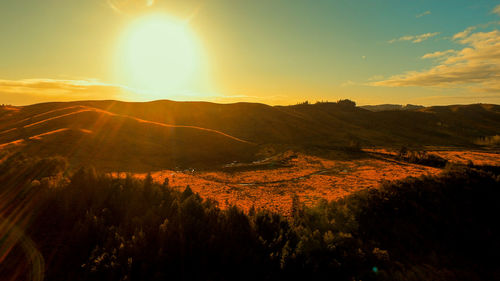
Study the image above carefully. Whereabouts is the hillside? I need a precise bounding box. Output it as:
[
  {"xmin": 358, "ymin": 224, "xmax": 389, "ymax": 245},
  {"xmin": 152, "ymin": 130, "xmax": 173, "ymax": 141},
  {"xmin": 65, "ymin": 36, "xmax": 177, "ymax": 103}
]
[
  {"xmin": 0, "ymin": 105, "xmax": 256, "ymax": 171},
  {"xmin": 88, "ymin": 100, "xmax": 500, "ymax": 147},
  {"xmin": 0, "ymin": 100, "xmax": 499, "ymax": 171}
]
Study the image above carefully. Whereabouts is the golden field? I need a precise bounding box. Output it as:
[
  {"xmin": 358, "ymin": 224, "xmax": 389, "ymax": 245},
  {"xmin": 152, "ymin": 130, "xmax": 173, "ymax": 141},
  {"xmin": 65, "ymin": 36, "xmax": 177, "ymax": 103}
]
[{"xmin": 120, "ymin": 149, "xmax": 499, "ymax": 216}]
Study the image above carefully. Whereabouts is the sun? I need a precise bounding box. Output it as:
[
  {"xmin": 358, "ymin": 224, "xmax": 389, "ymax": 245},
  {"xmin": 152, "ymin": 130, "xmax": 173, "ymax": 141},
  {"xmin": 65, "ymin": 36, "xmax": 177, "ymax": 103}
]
[{"xmin": 117, "ymin": 14, "xmax": 204, "ymax": 99}]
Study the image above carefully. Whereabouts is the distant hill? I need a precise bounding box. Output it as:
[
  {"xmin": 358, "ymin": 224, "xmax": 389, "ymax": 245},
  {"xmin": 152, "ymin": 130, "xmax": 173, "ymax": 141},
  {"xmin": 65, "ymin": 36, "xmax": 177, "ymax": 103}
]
[
  {"xmin": 0, "ymin": 100, "xmax": 499, "ymax": 171},
  {"xmin": 360, "ymin": 104, "xmax": 425, "ymax": 112}
]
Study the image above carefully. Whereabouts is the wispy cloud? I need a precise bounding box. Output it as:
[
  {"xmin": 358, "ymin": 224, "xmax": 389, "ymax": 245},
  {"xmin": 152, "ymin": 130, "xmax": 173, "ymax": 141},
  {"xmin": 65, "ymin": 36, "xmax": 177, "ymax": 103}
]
[
  {"xmin": 367, "ymin": 75, "xmax": 384, "ymax": 81},
  {"xmin": 451, "ymin": 21, "xmax": 500, "ymax": 40},
  {"xmin": 0, "ymin": 79, "xmax": 127, "ymax": 105},
  {"xmin": 452, "ymin": 26, "xmax": 476, "ymax": 40},
  {"xmin": 416, "ymin": 11, "xmax": 431, "ymax": 18},
  {"xmin": 388, "ymin": 32, "xmax": 440, "ymax": 43},
  {"xmin": 373, "ymin": 28, "xmax": 500, "ymax": 93},
  {"xmin": 421, "ymin": 49, "xmax": 456, "ymax": 59},
  {"xmin": 340, "ymin": 80, "xmax": 355, "ymax": 87},
  {"xmin": 493, "ymin": 4, "xmax": 500, "ymax": 16}
]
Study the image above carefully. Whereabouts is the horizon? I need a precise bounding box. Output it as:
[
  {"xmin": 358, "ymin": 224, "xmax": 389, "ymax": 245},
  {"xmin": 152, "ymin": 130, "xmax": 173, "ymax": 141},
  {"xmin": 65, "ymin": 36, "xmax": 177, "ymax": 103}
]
[
  {"xmin": 1, "ymin": 1, "xmax": 500, "ymax": 106},
  {"xmin": 1, "ymin": 97, "xmax": 499, "ymax": 109}
]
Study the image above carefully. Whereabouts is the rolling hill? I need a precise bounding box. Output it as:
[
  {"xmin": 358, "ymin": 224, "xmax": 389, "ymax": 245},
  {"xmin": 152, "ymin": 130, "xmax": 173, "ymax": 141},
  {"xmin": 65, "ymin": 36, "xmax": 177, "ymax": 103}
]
[
  {"xmin": 0, "ymin": 100, "xmax": 499, "ymax": 171},
  {"xmin": 0, "ymin": 104, "xmax": 256, "ymax": 171}
]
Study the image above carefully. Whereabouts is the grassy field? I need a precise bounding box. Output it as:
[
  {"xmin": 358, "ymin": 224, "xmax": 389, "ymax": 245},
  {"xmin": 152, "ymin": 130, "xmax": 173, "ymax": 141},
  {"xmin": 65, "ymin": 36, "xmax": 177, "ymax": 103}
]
[{"xmin": 120, "ymin": 149, "xmax": 500, "ymax": 216}]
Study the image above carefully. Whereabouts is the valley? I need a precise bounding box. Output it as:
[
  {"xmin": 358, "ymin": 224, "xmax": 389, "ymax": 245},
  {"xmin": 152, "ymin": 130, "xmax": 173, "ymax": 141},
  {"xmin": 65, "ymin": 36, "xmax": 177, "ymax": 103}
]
[{"xmin": 1, "ymin": 100, "xmax": 499, "ymax": 215}]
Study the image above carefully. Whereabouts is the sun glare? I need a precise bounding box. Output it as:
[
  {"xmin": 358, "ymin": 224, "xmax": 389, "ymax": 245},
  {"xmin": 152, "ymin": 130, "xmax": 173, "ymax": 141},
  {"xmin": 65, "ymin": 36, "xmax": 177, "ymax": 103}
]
[{"xmin": 117, "ymin": 14, "xmax": 203, "ymax": 99}]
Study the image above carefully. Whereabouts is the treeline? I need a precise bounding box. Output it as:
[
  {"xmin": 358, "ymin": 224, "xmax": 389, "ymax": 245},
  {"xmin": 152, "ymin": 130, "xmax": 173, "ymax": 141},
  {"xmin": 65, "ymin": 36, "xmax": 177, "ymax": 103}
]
[
  {"xmin": 296, "ymin": 99, "xmax": 356, "ymax": 108},
  {"xmin": 1, "ymin": 153, "xmax": 499, "ymax": 280}
]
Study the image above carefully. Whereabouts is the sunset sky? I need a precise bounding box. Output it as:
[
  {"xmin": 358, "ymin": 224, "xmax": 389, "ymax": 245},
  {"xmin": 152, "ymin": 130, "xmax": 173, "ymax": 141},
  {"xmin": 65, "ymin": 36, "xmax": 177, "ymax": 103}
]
[{"xmin": 1, "ymin": 0, "xmax": 499, "ymax": 106}]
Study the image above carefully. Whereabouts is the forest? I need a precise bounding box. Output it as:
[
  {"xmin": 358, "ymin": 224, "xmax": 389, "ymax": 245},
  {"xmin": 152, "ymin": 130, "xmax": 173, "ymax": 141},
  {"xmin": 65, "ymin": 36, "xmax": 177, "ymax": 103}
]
[{"xmin": 1, "ymin": 153, "xmax": 499, "ymax": 281}]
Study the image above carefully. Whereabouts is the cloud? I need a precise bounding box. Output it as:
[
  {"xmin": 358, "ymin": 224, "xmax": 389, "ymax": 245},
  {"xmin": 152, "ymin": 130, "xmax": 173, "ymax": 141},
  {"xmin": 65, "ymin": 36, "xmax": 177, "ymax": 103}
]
[
  {"xmin": 452, "ymin": 22, "xmax": 500, "ymax": 40},
  {"xmin": 340, "ymin": 80, "xmax": 355, "ymax": 87},
  {"xmin": 388, "ymin": 32, "xmax": 440, "ymax": 43},
  {"xmin": 107, "ymin": 0, "xmax": 155, "ymax": 14},
  {"xmin": 367, "ymin": 75, "xmax": 384, "ymax": 81},
  {"xmin": 494, "ymin": 4, "xmax": 500, "ymax": 16},
  {"xmin": 452, "ymin": 26, "xmax": 476, "ymax": 40},
  {"xmin": 373, "ymin": 28, "xmax": 500, "ymax": 93},
  {"xmin": 0, "ymin": 79, "xmax": 127, "ymax": 105},
  {"xmin": 416, "ymin": 11, "xmax": 431, "ymax": 18},
  {"xmin": 421, "ymin": 49, "xmax": 456, "ymax": 59}
]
